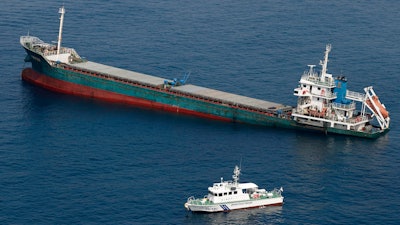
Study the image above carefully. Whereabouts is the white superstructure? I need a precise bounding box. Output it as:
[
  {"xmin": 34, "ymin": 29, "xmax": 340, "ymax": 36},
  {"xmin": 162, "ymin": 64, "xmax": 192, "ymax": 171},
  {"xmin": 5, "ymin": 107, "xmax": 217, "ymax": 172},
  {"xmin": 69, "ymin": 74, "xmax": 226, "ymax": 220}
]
[
  {"xmin": 184, "ymin": 166, "xmax": 283, "ymax": 212},
  {"xmin": 292, "ymin": 44, "xmax": 390, "ymax": 133}
]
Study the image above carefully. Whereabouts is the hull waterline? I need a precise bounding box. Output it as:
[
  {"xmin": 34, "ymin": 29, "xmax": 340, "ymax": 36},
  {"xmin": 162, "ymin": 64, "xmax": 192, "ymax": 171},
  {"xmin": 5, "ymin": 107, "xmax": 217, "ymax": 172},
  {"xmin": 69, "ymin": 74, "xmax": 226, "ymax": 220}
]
[{"xmin": 21, "ymin": 68, "xmax": 233, "ymax": 122}]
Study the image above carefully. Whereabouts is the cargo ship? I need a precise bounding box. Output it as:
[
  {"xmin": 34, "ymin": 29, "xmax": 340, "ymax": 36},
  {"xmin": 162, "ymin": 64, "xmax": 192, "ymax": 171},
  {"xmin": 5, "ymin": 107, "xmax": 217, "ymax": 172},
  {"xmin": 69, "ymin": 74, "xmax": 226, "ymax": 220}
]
[{"xmin": 20, "ymin": 6, "xmax": 390, "ymax": 138}]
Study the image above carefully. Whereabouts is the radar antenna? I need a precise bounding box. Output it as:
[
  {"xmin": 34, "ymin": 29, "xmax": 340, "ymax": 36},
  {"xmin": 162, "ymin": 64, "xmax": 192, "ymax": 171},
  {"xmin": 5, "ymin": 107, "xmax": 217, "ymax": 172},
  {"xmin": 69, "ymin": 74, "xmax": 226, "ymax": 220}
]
[{"xmin": 232, "ymin": 165, "xmax": 241, "ymax": 185}]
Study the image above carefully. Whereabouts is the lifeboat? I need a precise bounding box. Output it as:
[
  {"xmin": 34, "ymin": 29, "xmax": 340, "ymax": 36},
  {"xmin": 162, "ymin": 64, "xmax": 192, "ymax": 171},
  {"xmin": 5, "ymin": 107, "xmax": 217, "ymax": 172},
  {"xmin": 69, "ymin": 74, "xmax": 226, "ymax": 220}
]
[{"xmin": 366, "ymin": 95, "xmax": 389, "ymax": 118}]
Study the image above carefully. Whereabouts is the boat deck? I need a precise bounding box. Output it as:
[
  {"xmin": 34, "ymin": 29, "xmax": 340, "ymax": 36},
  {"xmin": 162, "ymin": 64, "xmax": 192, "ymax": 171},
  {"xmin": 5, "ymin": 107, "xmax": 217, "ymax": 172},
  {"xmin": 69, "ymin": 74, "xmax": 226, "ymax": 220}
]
[
  {"xmin": 70, "ymin": 60, "xmax": 292, "ymax": 113},
  {"xmin": 71, "ymin": 61, "xmax": 166, "ymax": 87}
]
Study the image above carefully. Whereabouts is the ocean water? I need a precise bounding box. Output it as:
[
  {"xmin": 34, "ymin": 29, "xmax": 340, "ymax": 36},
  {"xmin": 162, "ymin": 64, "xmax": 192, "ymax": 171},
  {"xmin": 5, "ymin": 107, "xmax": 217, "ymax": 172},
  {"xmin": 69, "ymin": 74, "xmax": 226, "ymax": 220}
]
[{"xmin": 1, "ymin": 1, "xmax": 399, "ymax": 224}]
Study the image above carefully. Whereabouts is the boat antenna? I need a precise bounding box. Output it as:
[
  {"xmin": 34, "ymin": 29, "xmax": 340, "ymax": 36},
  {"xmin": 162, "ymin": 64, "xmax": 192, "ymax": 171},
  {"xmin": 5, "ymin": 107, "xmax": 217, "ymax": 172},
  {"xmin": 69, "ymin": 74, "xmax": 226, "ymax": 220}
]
[{"xmin": 56, "ymin": 5, "xmax": 66, "ymax": 61}]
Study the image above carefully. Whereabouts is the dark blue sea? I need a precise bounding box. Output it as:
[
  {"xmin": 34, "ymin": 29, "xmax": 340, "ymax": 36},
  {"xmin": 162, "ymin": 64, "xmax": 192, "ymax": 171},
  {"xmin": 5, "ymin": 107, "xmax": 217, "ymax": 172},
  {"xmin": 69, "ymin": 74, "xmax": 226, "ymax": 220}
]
[{"xmin": 1, "ymin": 1, "xmax": 399, "ymax": 224}]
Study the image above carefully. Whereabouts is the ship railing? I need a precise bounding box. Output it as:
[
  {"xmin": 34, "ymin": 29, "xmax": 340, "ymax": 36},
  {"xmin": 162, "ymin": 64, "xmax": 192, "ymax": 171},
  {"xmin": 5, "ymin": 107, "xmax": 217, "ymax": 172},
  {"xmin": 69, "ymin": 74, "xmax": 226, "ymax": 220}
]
[
  {"xmin": 43, "ymin": 49, "xmax": 64, "ymax": 56},
  {"xmin": 187, "ymin": 196, "xmax": 195, "ymax": 202},
  {"xmin": 272, "ymin": 188, "xmax": 283, "ymax": 197},
  {"xmin": 319, "ymin": 91, "xmax": 337, "ymax": 99},
  {"xmin": 339, "ymin": 115, "xmax": 369, "ymax": 125},
  {"xmin": 294, "ymin": 108, "xmax": 368, "ymax": 125},
  {"xmin": 346, "ymin": 90, "xmax": 365, "ymax": 102},
  {"xmin": 300, "ymin": 73, "xmax": 335, "ymax": 87},
  {"xmin": 187, "ymin": 197, "xmax": 212, "ymax": 205},
  {"xmin": 328, "ymin": 92, "xmax": 337, "ymax": 99},
  {"xmin": 20, "ymin": 36, "xmax": 44, "ymax": 46},
  {"xmin": 331, "ymin": 102, "xmax": 356, "ymax": 110},
  {"xmin": 302, "ymin": 70, "xmax": 319, "ymax": 78},
  {"xmin": 20, "ymin": 35, "xmax": 82, "ymax": 59},
  {"xmin": 173, "ymin": 89, "xmax": 290, "ymax": 116},
  {"xmin": 43, "ymin": 48, "xmax": 80, "ymax": 57}
]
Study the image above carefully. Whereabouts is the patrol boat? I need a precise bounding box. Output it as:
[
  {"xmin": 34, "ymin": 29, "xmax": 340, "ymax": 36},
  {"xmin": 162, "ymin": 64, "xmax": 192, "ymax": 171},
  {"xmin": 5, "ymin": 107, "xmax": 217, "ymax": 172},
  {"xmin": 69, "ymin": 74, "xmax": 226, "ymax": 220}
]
[{"xmin": 184, "ymin": 166, "xmax": 284, "ymax": 212}]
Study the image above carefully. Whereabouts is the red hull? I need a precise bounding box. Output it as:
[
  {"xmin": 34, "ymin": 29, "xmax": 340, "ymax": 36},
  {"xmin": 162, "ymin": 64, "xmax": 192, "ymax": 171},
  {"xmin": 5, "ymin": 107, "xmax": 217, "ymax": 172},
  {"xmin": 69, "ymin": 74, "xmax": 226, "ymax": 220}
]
[{"xmin": 21, "ymin": 68, "xmax": 232, "ymax": 122}]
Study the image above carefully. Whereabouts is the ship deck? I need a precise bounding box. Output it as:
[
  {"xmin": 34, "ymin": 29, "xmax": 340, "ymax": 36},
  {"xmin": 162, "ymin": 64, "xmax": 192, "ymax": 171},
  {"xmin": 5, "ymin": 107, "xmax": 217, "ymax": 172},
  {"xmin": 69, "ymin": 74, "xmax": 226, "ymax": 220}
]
[{"xmin": 69, "ymin": 61, "xmax": 292, "ymax": 113}]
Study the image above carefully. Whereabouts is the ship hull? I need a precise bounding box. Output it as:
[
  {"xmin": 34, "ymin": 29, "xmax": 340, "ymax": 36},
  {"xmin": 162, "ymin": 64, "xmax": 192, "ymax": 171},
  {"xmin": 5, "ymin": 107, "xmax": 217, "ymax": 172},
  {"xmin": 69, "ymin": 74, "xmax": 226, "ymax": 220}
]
[
  {"xmin": 186, "ymin": 197, "xmax": 284, "ymax": 213},
  {"xmin": 21, "ymin": 47, "xmax": 387, "ymax": 139},
  {"xmin": 21, "ymin": 65, "xmax": 293, "ymax": 126},
  {"xmin": 21, "ymin": 47, "xmax": 295, "ymax": 127},
  {"xmin": 21, "ymin": 68, "xmax": 232, "ymax": 122}
]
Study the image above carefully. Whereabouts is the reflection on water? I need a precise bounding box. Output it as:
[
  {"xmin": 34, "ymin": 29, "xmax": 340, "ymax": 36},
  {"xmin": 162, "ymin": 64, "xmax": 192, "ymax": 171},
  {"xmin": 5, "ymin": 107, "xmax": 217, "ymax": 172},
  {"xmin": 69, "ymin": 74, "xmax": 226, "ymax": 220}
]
[
  {"xmin": 185, "ymin": 206, "xmax": 283, "ymax": 225},
  {"xmin": 293, "ymin": 131, "xmax": 389, "ymax": 157}
]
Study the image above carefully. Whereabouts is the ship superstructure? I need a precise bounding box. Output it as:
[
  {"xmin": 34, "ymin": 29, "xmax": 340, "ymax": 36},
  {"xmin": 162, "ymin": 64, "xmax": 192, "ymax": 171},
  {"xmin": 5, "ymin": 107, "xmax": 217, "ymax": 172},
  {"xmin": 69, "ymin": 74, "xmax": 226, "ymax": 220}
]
[{"xmin": 292, "ymin": 44, "xmax": 390, "ymax": 135}]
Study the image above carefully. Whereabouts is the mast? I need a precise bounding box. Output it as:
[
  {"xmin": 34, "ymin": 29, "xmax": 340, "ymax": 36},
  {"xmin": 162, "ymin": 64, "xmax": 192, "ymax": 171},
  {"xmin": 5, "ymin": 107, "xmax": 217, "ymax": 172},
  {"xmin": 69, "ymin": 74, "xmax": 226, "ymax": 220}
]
[
  {"xmin": 320, "ymin": 44, "xmax": 331, "ymax": 81},
  {"xmin": 232, "ymin": 166, "xmax": 240, "ymax": 186},
  {"xmin": 56, "ymin": 6, "xmax": 66, "ymax": 61}
]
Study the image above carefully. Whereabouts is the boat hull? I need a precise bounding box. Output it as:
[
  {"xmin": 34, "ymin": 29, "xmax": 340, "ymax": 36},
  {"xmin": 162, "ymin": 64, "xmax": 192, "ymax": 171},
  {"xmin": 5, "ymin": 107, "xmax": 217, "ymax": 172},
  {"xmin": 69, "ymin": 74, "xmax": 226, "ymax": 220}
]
[
  {"xmin": 21, "ymin": 47, "xmax": 388, "ymax": 139},
  {"xmin": 186, "ymin": 197, "xmax": 284, "ymax": 213},
  {"xmin": 21, "ymin": 68, "xmax": 232, "ymax": 122},
  {"xmin": 21, "ymin": 47, "xmax": 295, "ymax": 127}
]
